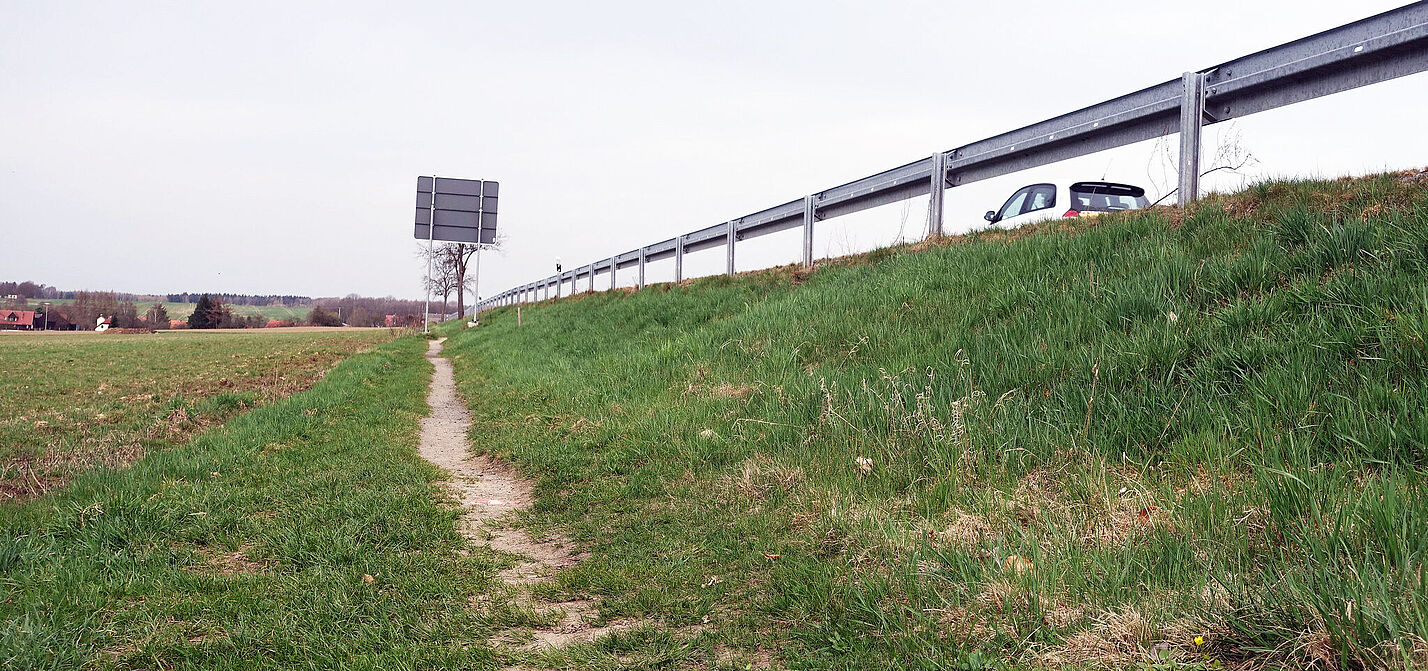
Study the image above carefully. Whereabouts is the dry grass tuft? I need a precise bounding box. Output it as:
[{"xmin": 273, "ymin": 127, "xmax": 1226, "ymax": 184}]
[
  {"xmin": 1080, "ymin": 495, "xmax": 1172, "ymax": 548},
  {"xmin": 1044, "ymin": 602, "xmax": 1086, "ymax": 630},
  {"xmin": 723, "ymin": 454, "xmax": 804, "ymax": 502},
  {"xmin": 712, "ymin": 643, "xmax": 777, "ymax": 669},
  {"xmin": 568, "ymin": 417, "xmax": 601, "ymax": 432},
  {"xmin": 1037, "ymin": 605, "xmax": 1156, "ymax": 667},
  {"xmin": 187, "ymin": 544, "xmax": 266, "ymax": 576},
  {"xmin": 936, "ymin": 605, "xmax": 994, "ymax": 643},
  {"xmin": 1010, "ymin": 467, "xmax": 1066, "ymax": 525},
  {"xmin": 935, "ymin": 509, "xmax": 993, "ymax": 548},
  {"xmin": 711, "ymin": 383, "xmax": 756, "ymax": 400}
]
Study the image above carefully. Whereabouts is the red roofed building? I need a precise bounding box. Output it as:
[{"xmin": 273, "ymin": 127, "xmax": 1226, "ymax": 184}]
[{"xmin": 0, "ymin": 310, "xmax": 36, "ymax": 330}]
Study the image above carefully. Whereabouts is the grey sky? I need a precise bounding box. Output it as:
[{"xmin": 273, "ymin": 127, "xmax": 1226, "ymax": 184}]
[{"xmin": 2, "ymin": 1, "xmax": 1424, "ymax": 300}]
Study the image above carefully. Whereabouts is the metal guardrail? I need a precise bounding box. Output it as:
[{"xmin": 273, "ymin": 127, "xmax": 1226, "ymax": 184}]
[{"xmin": 479, "ymin": 2, "xmax": 1428, "ymax": 313}]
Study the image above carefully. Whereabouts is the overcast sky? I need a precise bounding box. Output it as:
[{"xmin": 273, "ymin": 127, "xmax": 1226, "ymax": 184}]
[{"xmin": 2, "ymin": 1, "xmax": 1424, "ymax": 301}]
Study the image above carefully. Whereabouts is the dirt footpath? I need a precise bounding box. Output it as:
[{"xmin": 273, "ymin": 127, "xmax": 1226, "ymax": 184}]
[{"xmin": 418, "ymin": 338, "xmax": 626, "ymax": 648}]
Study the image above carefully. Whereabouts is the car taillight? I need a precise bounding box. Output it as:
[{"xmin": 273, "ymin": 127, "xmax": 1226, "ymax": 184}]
[{"xmin": 1062, "ymin": 210, "xmax": 1081, "ymax": 218}]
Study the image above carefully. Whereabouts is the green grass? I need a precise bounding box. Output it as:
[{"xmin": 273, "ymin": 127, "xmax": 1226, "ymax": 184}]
[
  {"xmin": 439, "ymin": 171, "xmax": 1428, "ymax": 669},
  {"xmin": 0, "ymin": 329, "xmax": 398, "ymax": 500},
  {"xmin": 0, "ymin": 337, "xmax": 521, "ymax": 669},
  {"xmin": 5, "ymin": 171, "xmax": 1425, "ymax": 670}
]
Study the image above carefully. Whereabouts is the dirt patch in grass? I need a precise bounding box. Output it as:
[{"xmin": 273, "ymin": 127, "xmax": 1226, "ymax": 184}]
[{"xmin": 186, "ymin": 544, "xmax": 266, "ymax": 575}]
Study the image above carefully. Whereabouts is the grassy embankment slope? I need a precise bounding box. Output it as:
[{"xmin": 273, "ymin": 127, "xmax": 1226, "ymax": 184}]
[
  {"xmin": 0, "ymin": 335, "xmax": 543, "ymax": 669},
  {"xmin": 442, "ymin": 172, "xmax": 1428, "ymax": 669}
]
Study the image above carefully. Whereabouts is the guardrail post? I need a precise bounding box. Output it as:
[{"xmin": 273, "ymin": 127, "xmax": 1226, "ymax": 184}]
[
  {"xmin": 588, "ymin": 265, "xmax": 595, "ymax": 292},
  {"xmin": 726, "ymin": 220, "xmax": 736, "ymax": 276},
  {"xmin": 675, "ymin": 234, "xmax": 685, "ymax": 283},
  {"xmin": 927, "ymin": 151, "xmax": 947, "ymax": 238},
  {"xmin": 802, "ymin": 196, "xmax": 816, "ymax": 268},
  {"xmin": 637, "ymin": 247, "xmax": 647, "ymax": 288},
  {"xmin": 609, "ymin": 257, "xmax": 617, "ymax": 290},
  {"xmin": 1178, "ymin": 71, "xmax": 1205, "ymax": 206}
]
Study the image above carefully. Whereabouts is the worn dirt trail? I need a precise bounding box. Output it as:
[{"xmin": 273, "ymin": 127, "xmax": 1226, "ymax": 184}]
[{"xmin": 418, "ymin": 338, "xmax": 626, "ymax": 648}]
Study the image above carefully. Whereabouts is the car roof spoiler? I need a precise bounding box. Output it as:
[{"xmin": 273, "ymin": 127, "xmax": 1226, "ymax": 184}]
[{"xmin": 1071, "ymin": 182, "xmax": 1145, "ymax": 197}]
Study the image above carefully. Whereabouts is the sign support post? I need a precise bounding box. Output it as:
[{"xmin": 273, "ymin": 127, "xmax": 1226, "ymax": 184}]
[
  {"xmin": 413, "ymin": 175, "xmax": 499, "ymax": 328},
  {"xmin": 423, "ymin": 174, "xmax": 436, "ymax": 333}
]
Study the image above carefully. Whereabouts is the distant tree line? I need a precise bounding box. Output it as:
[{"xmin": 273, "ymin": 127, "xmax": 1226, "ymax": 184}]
[
  {"xmin": 35, "ymin": 291, "xmax": 146, "ymax": 329},
  {"xmin": 2, "ymin": 282, "xmax": 313, "ymax": 308},
  {"xmin": 0, "ymin": 281, "xmax": 65, "ymax": 300},
  {"xmin": 5, "ymin": 280, "xmax": 424, "ymax": 330},
  {"xmin": 310, "ymin": 295, "xmax": 424, "ymax": 327},
  {"xmin": 184, "ymin": 295, "xmax": 266, "ymax": 329},
  {"xmin": 165, "ymin": 292, "xmax": 311, "ymax": 307}
]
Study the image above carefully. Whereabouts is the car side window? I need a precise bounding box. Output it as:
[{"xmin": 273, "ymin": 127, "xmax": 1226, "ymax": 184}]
[
  {"xmin": 997, "ymin": 188, "xmax": 1031, "ymax": 221},
  {"xmin": 1025, "ymin": 184, "xmax": 1056, "ymax": 213}
]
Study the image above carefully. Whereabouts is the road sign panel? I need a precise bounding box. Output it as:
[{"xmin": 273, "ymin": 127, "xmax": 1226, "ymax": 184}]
[{"xmin": 414, "ymin": 176, "xmax": 498, "ymax": 244}]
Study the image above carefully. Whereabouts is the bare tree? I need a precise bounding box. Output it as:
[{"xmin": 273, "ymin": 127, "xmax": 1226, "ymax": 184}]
[
  {"xmin": 1146, "ymin": 123, "xmax": 1260, "ymax": 206},
  {"xmin": 418, "ymin": 230, "xmax": 506, "ymax": 321},
  {"xmin": 422, "ymin": 242, "xmax": 498, "ymax": 318},
  {"xmin": 445, "ymin": 245, "xmax": 478, "ymax": 318},
  {"xmin": 420, "ymin": 248, "xmax": 457, "ymax": 316}
]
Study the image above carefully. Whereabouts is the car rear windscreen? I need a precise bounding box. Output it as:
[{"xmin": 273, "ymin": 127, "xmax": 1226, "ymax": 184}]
[{"xmin": 1070, "ymin": 182, "xmax": 1148, "ymax": 212}]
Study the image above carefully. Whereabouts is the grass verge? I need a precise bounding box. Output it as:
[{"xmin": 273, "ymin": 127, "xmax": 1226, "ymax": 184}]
[{"xmin": 442, "ymin": 170, "xmax": 1428, "ymax": 670}]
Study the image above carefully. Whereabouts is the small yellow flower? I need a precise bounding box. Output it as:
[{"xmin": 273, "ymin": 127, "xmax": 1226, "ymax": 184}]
[{"xmin": 1194, "ymin": 636, "xmax": 1204, "ymax": 646}]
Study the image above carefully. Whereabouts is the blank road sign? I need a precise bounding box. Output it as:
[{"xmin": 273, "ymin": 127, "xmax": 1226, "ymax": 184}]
[{"xmin": 414, "ymin": 176, "xmax": 499, "ymax": 244}]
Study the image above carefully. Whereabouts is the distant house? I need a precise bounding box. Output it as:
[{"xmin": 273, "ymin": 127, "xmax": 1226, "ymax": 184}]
[
  {"xmin": 43, "ymin": 310, "xmax": 76, "ymax": 331},
  {"xmin": 0, "ymin": 310, "xmax": 35, "ymax": 330}
]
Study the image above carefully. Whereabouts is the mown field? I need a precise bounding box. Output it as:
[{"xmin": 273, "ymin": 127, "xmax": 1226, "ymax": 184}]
[
  {"xmin": 0, "ymin": 329, "xmax": 399, "ymax": 501},
  {"xmin": 42, "ymin": 299, "xmax": 311, "ymax": 322},
  {"xmin": 0, "ymin": 335, "xmax": 543, "ymax": 669},
  {"xmin": 440, "ymin": 171, "xmax": 1428, "ymax": 669}
]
